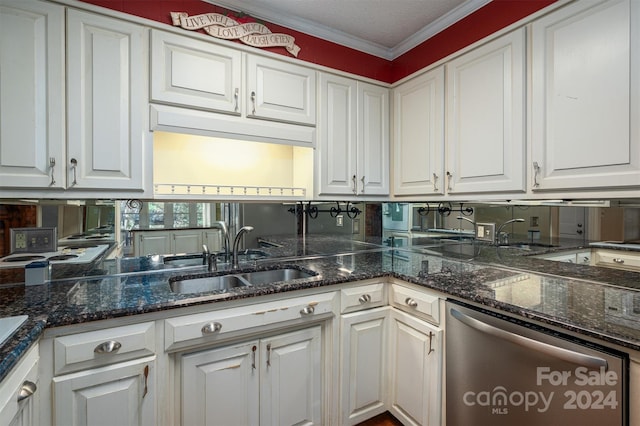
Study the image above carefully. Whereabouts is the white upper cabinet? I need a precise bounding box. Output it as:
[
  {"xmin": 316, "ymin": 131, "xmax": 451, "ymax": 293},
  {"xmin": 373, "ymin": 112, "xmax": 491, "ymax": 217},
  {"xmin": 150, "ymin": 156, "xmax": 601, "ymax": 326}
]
[
  {"xmin": 318, "ymin": 73, "xmax": 389, "ymax": 196},
  {"xmin": 149, "ymin": 30, "xmax": 316, "ymax": 146},
  {"xmin": 446, "ymin": 28, "xmax": 526, "ymax": 194},
  {"xmin": 530, "ymin": 0, "xmax": 640, "ymax": 191},
  {"xmin": 150, "ymin": 30, "xmax": 241, "ymax": 114},
  {"xmin": 393, "ymin": 66, "xmax": 445, "ymax": 196},
  {"xmin": 247, "ymin": 55, "xmax": 316, "ymax": 126},
  {"xmin": 67, "ymin": 9, "xmax": 148, "ymax": 191},
  {"xmin": 0, "ymin": 0, "xmax": 65, "ymax": 189}
]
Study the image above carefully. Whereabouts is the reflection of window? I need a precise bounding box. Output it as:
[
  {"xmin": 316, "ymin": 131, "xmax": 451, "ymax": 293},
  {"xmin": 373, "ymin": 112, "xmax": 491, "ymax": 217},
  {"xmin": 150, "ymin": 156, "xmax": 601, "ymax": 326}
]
[{"xmin": 120, "ymin": 201, "xmax": 216, "ymax": 231}]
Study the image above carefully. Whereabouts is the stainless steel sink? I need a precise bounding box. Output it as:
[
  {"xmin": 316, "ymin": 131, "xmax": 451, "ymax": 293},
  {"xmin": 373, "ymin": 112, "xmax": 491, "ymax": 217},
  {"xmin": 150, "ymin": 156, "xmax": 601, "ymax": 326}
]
[
  {"xmin": 238, "ymin": 268, "xmax": 316, "ymax": 286},
  {"xmin": 168, "ymin": 267, "xmax": 318, "ymax": 294},
  {"xmin": 169, "ymin": 274, "xmax": 249, "ymax": 294},
  {"xmin": 163, "ymin": 254, "xmax": 205, "ymax": 268}
]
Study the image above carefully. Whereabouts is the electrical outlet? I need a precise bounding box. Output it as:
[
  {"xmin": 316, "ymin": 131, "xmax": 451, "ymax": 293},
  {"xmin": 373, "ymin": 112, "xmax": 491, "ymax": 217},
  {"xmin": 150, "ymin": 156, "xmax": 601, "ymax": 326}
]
[
  {"xmin": 475, "ymin": 222, "xmax": 496, "ymax": 242},
  {"xmin": 352, "ymin": 219, "xmax": 360, "ymax": 234},
  {"xmin": 336, "ymin": 215, "xmax": 344, "ymax": 227}
]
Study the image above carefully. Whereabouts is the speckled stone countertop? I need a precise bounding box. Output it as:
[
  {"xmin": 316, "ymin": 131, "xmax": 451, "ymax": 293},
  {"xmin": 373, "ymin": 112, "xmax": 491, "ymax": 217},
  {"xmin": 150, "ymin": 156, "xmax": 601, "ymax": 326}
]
[{"xmin": 1, "ymin": 235, "xmax": 640, "ymax": 384}]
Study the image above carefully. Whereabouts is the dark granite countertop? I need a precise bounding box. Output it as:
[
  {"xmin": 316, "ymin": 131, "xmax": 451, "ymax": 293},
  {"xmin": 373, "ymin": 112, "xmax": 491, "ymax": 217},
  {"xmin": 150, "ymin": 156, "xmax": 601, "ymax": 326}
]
[{"xmin": 1, "ymin": 236, "xmax": 640, "ymax": 384}]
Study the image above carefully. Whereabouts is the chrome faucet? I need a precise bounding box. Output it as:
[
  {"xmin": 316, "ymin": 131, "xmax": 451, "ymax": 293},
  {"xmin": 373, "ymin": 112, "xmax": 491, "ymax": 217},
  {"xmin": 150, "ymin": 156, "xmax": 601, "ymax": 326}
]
[
  {"xmin": 456, "ymin": 216, "xmax": 476, "ymax": 233},
  {"xmin": 496, "ymin": 218, "xmax": 525, "ymax": 245},
  {"xmin": 211, "ymin": 221, "xmax": 230, "ymax": 261},
  {"xmin": 202, "ymin": 244, "xmax": 217, "ymax": 271},
  {"xmin": 232, "ymin": 226, "xmax": 254, "ymax": 269}
]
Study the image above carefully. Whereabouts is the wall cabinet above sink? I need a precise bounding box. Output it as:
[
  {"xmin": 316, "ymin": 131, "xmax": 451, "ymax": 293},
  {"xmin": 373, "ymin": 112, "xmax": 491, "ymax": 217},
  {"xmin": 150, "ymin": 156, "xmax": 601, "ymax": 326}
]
[{"xmin": 150, "ymin": 30, "xmax": 316, "ymax": 147}]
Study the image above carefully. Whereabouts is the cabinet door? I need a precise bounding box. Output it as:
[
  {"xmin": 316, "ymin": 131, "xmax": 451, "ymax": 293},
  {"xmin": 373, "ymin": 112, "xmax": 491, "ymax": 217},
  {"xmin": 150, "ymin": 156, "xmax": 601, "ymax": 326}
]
[
  {"xmin": 0, "ymin": 0, "xmax": 64, "ymax": 189},
  {"xmin": 260, "ymin": 326, "xmax": 322, "ymax": 426},
  {"xmin": 53, "ymin": 357, "xmax": 155, "ymax": 426},
  {"xmin": 393, "ymin": 67, "xmax": 445, "ymax": 196},
  {"xmin": 318, "ymin": 73, "xmax": 358, "ymax": 195},
  {"xmin": 340, "ymin": 307, "xmax": 388, "ymax": 425},
  {"xmin": 172, "ymin": 230, "xmax": 203, "ymax": 254},
  {"xmin": 67, "ymin": 9, "xmax": 147, "ymax": 190},
  {"xmin": 531, "ymin": 0, "xmax": 640, "ymax": 190},
  {"xmin": 134, "ymin": 232, "xmax": 171, "ymax": 257},
  {"xmin": 446, "ymin": 29, "xmax": 526, "ymax": 194},
  {"xmin": 202, "ymin": 229, "xmax": 224, "ymax": 253},
  {"xmin": 247, "ymin": 55, "xmax": 316, "ymax": 126},
  {"xmin": 389, "ymin": 309, "xmax": 442, "ymax": 426},
  {"xmin": 181, "ymin": 341, "xmax": 259, "ymax": 426},
  {"xmin": 150, "ymin": 30, "xmax": 241, "ymax": 114},
  {"xmin": 358, "ymin": 82, "xmax": 389, "ymax": 195}
]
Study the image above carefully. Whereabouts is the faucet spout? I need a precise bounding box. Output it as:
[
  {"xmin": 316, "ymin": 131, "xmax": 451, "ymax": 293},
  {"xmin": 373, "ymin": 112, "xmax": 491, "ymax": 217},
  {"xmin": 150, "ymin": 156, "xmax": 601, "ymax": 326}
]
[
  {"xmin": 496, "ymin": 218, "xmax": 525, "ymax": 245},
  {"xmin": 232, "ymin": 226, "xmax": 254, "ymax": 269},
  {"xmin": 211, "ymin": 221, "xmax": 230, "ymax": 261}
]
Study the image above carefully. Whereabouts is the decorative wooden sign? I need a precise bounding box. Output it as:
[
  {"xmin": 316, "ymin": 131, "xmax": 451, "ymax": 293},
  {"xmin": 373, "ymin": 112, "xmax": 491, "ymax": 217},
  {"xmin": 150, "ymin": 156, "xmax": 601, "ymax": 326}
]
[{"xmin": 170, "ymin": 12, "xmax": 301, "ymax": 57}]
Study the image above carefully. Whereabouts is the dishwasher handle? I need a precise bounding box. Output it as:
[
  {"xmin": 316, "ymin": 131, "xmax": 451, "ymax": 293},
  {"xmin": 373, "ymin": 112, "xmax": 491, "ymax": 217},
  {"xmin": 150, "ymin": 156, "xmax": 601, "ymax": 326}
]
[{"xmin": 450, "ymin": 307, "xmax": 608, "ymax": 370}]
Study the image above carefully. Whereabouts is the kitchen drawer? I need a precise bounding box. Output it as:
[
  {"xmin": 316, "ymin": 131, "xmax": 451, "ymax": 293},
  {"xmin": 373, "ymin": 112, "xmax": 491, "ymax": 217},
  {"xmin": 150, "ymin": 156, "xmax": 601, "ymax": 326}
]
[
  {"xmin": 594, "ymin": 249, "xmax": 640, "ymax": 272},
  {"xmin": 340, "ymin": 282, "xmax": 386, "ymax": 313},
  {"xmin": 54, "ymin": 322, "xmax": 155, "ymax": 375},
  {"xmin": 165, "ymin": 292, "xmax": 337, "ymax": 351},
  {"xmin": 389, "ymin": 284, "xmax": 440, "ymax": 325}
]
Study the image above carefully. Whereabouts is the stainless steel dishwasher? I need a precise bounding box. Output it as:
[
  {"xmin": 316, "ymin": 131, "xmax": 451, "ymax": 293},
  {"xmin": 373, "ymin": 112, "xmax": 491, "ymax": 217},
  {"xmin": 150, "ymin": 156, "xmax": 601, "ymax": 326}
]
[{"xmin": 446, "ymin": 301, "xmax": 628, "ymax": 426}]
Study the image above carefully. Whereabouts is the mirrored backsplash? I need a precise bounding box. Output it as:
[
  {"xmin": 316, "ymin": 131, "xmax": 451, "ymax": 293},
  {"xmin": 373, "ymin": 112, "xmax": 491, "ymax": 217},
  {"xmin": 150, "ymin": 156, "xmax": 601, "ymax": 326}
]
[{"xmin": 1, "ymin": 200, "xmax": 639, "ymax": 257}]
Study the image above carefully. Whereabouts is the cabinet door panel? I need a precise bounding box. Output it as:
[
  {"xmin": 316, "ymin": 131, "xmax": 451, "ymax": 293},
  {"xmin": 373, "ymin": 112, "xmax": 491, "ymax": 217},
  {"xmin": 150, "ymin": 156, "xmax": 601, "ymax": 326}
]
[
  {"xmin": 150, "ymin": 30, "xmax": 241, "ymax": 114},
  {"xmin": 182, "ymin": 342, "xmax": 259, "ymax": 426},
  {"xmin": 446, "ymin": 29, "xmax": 525, "ymax": 194},
  {"xmin": 358, "ymin": 82, "xmax": 389, "ymax": 195},
  {"xmin": 260, "ymin": 326, "xmax": 322, "ymax": 426},
  {"xmin": 341, "ymin": 308, "xmax": 388, "ymax": 425},
  {"xmin": 531, "ymin": 0, "xmax": 640, "ymax": 190},
  {"xmin": 0, "ymin": 0, "xmax": 64, "ymax": 188},
  {"xmin": 247, "ymin": 55, "xmax": 316, "ymax": 125},
  {"xmin": 67, "ymin": 10, "xmax": 146, "ymax": 190},
  {"xmin": 318, "ymin": 74, "xmax": 358, "ymax": 195},
  {"xmin": 53, "ymin": 357, "xmax": 155, "ymax": 426},
  {"xmin": 389, "ymin": 310, "xmax": 442, "ymax": 426},
  {"xmin": 393, "ymin": 67, "xmax": 445, "ymax": 195},
  {"xmin": 134, "ymin": 233, "xmax": 171, "ymax": 257}
]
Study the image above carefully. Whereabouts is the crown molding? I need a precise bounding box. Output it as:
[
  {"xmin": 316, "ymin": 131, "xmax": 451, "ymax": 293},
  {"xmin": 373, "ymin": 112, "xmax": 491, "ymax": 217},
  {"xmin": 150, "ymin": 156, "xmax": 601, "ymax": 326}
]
[{"xmin": 203, "ymin": 0, "xmax": 491, "ymax": 60}]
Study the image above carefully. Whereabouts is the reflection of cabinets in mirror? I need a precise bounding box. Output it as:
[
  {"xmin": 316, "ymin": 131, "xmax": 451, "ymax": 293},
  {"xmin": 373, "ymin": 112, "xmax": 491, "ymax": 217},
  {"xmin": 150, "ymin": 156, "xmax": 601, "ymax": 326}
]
[{"xmin": 133, "ymin": 228, "xmax": 222, "ymax": 256}]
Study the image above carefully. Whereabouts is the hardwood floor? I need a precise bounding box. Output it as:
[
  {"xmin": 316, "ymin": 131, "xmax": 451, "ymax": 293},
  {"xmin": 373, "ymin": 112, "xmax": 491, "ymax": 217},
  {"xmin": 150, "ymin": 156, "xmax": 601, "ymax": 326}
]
[{"xmin": 355, "ymin": 412, "xmax": 403, "ymax": 426}]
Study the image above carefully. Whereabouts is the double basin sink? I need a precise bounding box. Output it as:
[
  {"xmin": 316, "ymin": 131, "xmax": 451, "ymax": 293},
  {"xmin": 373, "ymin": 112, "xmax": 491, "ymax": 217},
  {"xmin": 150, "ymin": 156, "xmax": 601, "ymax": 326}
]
[{"xmin": 169, "ymin": 267, "xmax": 318, "ymax": 294}]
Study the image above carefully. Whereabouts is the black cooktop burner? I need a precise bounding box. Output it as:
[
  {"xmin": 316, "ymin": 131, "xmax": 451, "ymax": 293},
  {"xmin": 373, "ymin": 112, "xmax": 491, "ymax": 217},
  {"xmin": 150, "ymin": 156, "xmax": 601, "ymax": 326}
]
[
  {"xmin": 2, "ymin": 255, "xmax": 46, "ymax": 262},
  {"xmin": 48, "ymin": 254, "xmax": 78, "ymax": 261}
]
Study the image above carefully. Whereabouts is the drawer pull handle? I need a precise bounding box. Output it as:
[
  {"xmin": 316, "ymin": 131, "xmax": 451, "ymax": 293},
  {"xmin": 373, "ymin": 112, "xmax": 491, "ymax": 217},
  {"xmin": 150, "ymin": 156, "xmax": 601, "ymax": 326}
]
[
  {"xmin": 300, "ymin": 305, "xmax": 315, "ymax": 315},
  {"xmin": 201, "ymin": 322, "xmax": 222, "ymax": 334},
  {"xmin": 405, "ymin": 297, "xmax": 418, "ymax": 308},
  {"xmin": 94, "ymin": 340, "xmax": 122, "ymax": 354},
  {"xmin": 358, "ymin": 294, "xmax": 372, "ymax": 304},
  {"xmin": 613, "ymin": 258, "xmax": 625, "ymax": 264},
  {"xmin": 17, "ymin": 381, "xmax": 37, "ymax": 403}
]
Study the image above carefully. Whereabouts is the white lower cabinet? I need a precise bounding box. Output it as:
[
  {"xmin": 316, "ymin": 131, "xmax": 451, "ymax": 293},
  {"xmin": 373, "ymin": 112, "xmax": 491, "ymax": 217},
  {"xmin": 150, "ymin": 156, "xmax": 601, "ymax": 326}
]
[
  {"xmin": 340, "ymin": 307, "xmax": 389, "ymax": 425},
  {"xmin": 181, "ymin": 326, "xmax": 322, "ymax": 426},
  {"xmin": 52, "ymin": 356, "xmax": 156, "ymax": 426},
  {"xmin": 0, "ymin": 344, "xmax": 39, "ymax": 426},
  {"xmin": 388, "ymin": 308, "xmax": 443, "ymax": 426}
]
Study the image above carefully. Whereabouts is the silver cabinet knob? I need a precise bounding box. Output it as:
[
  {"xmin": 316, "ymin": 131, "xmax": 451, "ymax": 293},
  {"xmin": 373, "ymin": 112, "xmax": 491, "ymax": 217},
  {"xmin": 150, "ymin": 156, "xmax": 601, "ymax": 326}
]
[
  {"xmin": 300, "ymin": 305, "xmax": 315, "ymax": 315},
  {"xmin": 613, "ymin": 258, "xmax": 625, "ymax": 264},
  {"xmin": 17, "ymin": 381, "xmax": 37, "ymax": 403},
  {"xmin": 358, "ymin": 294, "xmax": 372, "ymax": 304},
  {"xmin": 94, "ymin": 340, "xmax": 122, "ymax": 354},
  {"xmin": 201, "ymin": 322, "xmax": 222, "ymax": 334},
  {"xmin": 405, "ymin": 297, "xmax": 418, "ymax": 308}
]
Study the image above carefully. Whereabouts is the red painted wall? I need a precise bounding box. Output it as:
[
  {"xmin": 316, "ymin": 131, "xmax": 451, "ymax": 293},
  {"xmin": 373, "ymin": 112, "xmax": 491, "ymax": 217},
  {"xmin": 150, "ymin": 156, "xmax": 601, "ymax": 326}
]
[{"xmin": 79, "ymin": 0, "xmax": 555, "ymax": 83}]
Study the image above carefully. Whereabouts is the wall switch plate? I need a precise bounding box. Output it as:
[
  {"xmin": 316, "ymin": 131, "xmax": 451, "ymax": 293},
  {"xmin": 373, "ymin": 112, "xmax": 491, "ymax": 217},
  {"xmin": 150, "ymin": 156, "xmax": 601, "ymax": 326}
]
[
  {"xmin": 475, "ymin": 222, "xmax": 496, "ymax": 242},
  {"xmin": 336, "ymin": 215, "xmax": 344, "ymax": 227}
]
